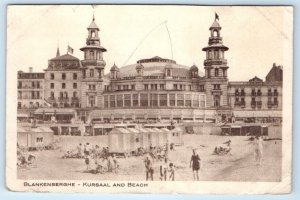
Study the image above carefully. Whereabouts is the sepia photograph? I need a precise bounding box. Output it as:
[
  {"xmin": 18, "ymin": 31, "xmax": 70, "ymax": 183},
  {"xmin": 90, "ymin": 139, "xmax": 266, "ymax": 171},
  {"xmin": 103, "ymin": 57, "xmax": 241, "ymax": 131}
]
[{"xmin": 6, "ymin": 5, "xmax": 293, "ymax": 194}]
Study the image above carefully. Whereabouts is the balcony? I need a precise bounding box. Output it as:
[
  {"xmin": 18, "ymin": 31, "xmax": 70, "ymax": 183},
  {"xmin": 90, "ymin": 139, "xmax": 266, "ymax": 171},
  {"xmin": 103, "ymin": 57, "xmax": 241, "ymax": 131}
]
[
  {"xmin": 47, "ymin": 97, "xmax": 56, "ymax": 103},
  {"xmin": 234, "ymin": 101, "xmax": 245, "ymax": 108},
  {"xmin": 267, "ymin": 101, "xmax": 273, "ymax": 108},
  {"xmin": 71, "ymin": 97, "xmax": 79, "ymax": 102},
  {"xmin": 204, "ymin": 59, "xmax": 227, "ymax": 66},
  {"xmin": 257, "ymin": 91, "xmax": 262, "ymax": 96},
  {"xmin": 274, "ymin": 91, "xmax": 279, "ymax": 96},
  {"xmin": 267, "ymin": 92, "xmax": 273, "ymax": 96},
  {"xmin": 58, "ymin": 97, "xmax": 69, "ymax": 102}
]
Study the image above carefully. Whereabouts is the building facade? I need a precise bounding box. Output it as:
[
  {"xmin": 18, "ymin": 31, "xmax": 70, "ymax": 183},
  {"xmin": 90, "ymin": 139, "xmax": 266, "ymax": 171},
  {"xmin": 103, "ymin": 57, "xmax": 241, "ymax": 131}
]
[
  {"xmin": 17, "ymin": 15, "xmax": 283, "ymax": 123},
  {"xmin": 17, "ymin": 67, "xmax": 44, "ymax": 109}
]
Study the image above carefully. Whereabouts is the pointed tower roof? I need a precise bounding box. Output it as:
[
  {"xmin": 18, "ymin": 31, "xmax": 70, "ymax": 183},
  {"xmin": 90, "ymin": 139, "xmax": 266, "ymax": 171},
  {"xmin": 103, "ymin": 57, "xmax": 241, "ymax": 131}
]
[
  {"xmin": 56, "ymin": 47, "xmax": 60, "ymax": 57},
  {"xmin": 110, "ymin": 63, "xmax": 120, "ymax": 71},
  {"xmin": 209, "ymin": 20, "xmax": 221, "ymax": 30},
  {"xmin": 87, "ymin": 14, "xmax": 99, "ymax": 30}
]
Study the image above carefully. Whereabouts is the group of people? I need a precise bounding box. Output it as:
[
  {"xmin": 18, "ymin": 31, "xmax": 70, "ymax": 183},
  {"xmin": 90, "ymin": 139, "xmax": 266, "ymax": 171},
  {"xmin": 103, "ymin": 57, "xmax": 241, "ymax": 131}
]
[
  {"xmin": 64, "ymin": 143, "xmax": 118, "ymax": 174},
  {"xmin": 143, "ymin": 148, "xmax": 202, "ymax": 181}
]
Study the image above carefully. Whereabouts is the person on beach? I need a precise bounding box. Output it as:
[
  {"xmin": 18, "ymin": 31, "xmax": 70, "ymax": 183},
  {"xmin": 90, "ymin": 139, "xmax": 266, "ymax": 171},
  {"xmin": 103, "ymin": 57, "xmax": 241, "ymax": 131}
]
[
  {"xmin": 144, "ymin": 156, "xmax": 154, "ymax": 181},
  {"xmin": 77, "ymin": 143, "xmax": 83, "ymax": 158},
  {"xmin": 112, "ymin": 154, "xmax": 119, "ymax": 173},
  {"xmin": 169, "ymin": 162, "xmax": 175, "ymax": 181},
  {"xmin": 160, "ymin": 158, "xmax": 169, "ymax": 181},
  {"xmin": 254, "ymin": 135, "xmax": 264, "ymax": 165},
  {"xmin": 190, "ymin": 149, "xmax": 201, "ymax": 181},
  {"xmin": 84, "ymin": 142, "xmax": 90, "ymax": 156},
  {"xmin": 85, "ymin": 154, "xmax": 90, "ymax": 170}
]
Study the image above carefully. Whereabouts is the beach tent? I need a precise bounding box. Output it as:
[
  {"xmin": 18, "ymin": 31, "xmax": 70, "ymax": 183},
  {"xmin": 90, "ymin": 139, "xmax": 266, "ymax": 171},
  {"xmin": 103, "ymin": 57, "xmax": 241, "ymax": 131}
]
[
  {"xmin": 138, "ymin": 128, "xmax": 151, "ymax": 149},
  {"xmin": 127, "ymin": 128, "xmax": 141, "ymax": 150},
  {"xmin": 160, "ymin": 128, "xmax": 172, "ymax": 145},
  {"xmin": 144, "ymin": 128, "xmax": 159, "ymax": 147},
  {"xmin": 170, "ymin": 127, "xmax": 184, "ymax": 145},
  {"xmin": 17, "ymin": 126, "xmax": 54, "ymax": 149},
  {"xmin": 108, "ymin": 128, "xmax": 133, "ymax": 153},
  {"xmin": 152, "ymin": 128, "xmax": 165, "ymax": 146}
]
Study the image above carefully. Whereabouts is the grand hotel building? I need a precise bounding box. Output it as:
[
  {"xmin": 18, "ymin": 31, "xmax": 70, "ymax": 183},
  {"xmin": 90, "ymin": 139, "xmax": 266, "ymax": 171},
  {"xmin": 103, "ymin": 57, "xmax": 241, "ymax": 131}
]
[{"xmin": 17, "ymin": 16, "xmax": 283, "ymax": 123}]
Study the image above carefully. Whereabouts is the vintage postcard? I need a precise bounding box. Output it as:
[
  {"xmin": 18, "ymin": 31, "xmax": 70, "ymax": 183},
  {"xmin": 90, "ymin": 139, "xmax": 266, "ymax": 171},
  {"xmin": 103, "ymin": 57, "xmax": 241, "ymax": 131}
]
[{"xmin": 6, "ymin": 5, "xmax": 293, "ymax": 194}]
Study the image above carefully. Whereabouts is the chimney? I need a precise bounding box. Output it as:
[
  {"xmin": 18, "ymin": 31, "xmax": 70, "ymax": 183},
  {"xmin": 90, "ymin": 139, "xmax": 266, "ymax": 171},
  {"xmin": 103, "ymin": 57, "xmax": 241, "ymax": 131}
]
[{"xmin": 29, "ymin": 67, "xmax": 33, "ymax": 73}]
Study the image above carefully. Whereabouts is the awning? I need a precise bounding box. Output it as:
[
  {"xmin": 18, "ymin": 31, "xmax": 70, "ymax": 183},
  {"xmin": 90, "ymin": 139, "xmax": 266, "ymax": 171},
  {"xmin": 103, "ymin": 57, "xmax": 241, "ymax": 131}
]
[
  {"xmin": 34, "ymin": 108, "xmax": 76, "ymax": 115},
  {"xmin": 93, "ymin": 124, "xmax": 114, "ymax": 129},
  {"xmin": 233, "ymin": 110, "xmax": 282, "ymax": 118},
  {"xmin": 17, "ymin": 113, "xmax": 29, "ymax": 118}
]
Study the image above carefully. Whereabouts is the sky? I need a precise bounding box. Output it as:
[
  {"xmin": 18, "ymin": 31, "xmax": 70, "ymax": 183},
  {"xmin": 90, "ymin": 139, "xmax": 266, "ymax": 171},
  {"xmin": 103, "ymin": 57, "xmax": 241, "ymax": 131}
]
[{"xmin": 7, "ymin": 5, "xmax": 293, "ymax": 81}]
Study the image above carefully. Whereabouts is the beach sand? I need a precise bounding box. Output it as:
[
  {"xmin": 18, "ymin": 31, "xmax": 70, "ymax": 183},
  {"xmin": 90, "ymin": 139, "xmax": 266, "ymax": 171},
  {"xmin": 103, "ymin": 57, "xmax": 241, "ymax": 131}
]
[{"xmin": 18, "ymin": 135, "xmax": 281, "ymax": 181}]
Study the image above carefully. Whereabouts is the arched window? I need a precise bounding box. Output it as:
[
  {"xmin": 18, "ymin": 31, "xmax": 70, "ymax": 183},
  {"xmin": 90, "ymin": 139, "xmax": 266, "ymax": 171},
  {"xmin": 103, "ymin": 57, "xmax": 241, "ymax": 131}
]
[
  {"xmin": 91, "ymin": 31, "xmax": 95, "ymax": 38},
  {"xmin": 213, "ymin": 30, "xmax": 218, "ymax": 37},
  {"xmin": 167, "ymin": 69, "xmax": 171, "ymax": 76},
  {"xmin": 73, "ymin": 91, "xmax": 77, "ymax": 97},
  {"xmin": 215, "ymin": 68, "xmax": 219, "ymax": 77},
  {"xmin": 50, "ymin": 92, "xmax": 55, "ymax": 98},
  {"xmin": 90, "ymin": 51, "xmax": 94, "ymax": 59},
  {"xmin": 60, "ymin": 92, "xmax": 63, "ymax": 98},
  {"xmin": 64, "ymin": 92, "xmax": 68, "ymax": 98},
  {"xmin": 90, "ymin": 69, "xmax": 94, "ymax": 77}
]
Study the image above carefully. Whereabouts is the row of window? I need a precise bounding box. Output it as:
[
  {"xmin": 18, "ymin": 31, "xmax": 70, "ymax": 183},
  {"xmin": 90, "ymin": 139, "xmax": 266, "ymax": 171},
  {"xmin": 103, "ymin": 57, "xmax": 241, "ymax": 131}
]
[
  {"xmin": 206, "ymin": 68, "xmax": 226, "ymax": 78},
  {"xmin": 235, "ymin": 97, "xmax": 279, "ymax": 106},
  {"xmin": 50, "ymin": 73, "xmax": 78, "ymax": 80},
  {"xmin": 18, "ymin": 81, "xmax": 42, "ymax": 89},
  {"xmin": 50, "ymin": 82, "xmax": 78, "ymax": 89},
  {"xmin": 235, "ymin": 88, "xmax": 279, "ymax": 96},
  {"xmin": 18, "ymin": 91, "xmax": 41, "ymax": 99},
  {"xmin": 49, "ymin": 91, "xmax": 78, "ymax": 99},
  {"xmin": 207, "ymin": 50, "xmax": 224, "ymax": 60},
  {"xmin": 104, "ymin": 93, "xmax": 205, "ymax": 108}
]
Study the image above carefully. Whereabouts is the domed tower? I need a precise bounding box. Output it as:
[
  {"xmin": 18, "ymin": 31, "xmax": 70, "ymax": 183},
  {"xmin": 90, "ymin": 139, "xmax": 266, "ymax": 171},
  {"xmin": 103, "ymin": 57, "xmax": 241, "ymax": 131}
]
[
  {"xmin": 190, "ymin": 64, "xmax": 199, "ymax": 78},
  {"xmin": 110, "ymin": 63, "xmax": 120, "ymax": 79},
  {"xmin": 80, "ymin": 15, "xmax": 107, "ymax": 108},
  {"xmin": 202, "ymin": 14, "xmax": 229, "ymax": 108}
]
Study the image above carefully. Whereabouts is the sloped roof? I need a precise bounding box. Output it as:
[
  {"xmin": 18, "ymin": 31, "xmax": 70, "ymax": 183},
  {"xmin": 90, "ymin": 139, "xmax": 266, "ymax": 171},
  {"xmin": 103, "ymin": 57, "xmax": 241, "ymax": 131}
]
[
  {"xmin": 249, "ymin": 76, "xmax": 263, "ymax": 82},
  {"xmin": 50, "ymin": 54, "xmax": 80, "ymax": 61}
]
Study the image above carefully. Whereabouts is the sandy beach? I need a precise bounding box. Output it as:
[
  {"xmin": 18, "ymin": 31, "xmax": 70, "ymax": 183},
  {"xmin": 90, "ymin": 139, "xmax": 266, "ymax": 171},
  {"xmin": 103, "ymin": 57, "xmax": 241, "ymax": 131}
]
[{"xmin": 18, "ymin": 135, "xmax": 281, "ymax": 182}]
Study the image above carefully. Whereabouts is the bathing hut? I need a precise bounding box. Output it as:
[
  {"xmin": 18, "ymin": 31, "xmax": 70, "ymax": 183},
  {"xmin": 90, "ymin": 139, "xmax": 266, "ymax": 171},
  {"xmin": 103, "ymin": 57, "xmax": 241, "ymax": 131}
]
[
  {"xmin": 138, "ymin": 128, "xmax": 151, "ymax": 149},
  {"xmin": 170, "ymin": 127, "xmax": 184, "ymax": 146},
  {"xmin": 108, "ymin": 128, "xmax": 132, "ymax": 153},
  {"xmin": 144, "ymin": 128, "xmax": 159, "ymax": 147},
  {"xmin": 17, "ymin": 126, "xmax": 54, "ymax": 150},
  {"xmin": 127, "ymin": 128, "xmax": 141, "ymax": 150}
]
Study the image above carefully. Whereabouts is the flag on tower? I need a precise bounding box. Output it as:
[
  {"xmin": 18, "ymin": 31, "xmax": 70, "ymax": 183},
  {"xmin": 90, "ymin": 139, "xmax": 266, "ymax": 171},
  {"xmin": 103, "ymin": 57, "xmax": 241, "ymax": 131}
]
[
  {"xmin": 215, "ymin": 12, "xmax": 219, "ymax": 21},
  {"xmin": 67, "ymin": 45, "xmax": 74, "ymax": 54}
]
